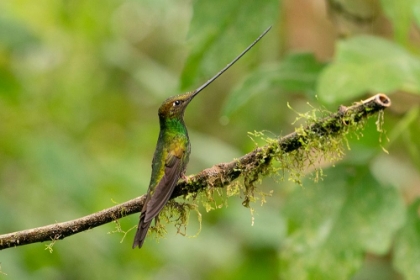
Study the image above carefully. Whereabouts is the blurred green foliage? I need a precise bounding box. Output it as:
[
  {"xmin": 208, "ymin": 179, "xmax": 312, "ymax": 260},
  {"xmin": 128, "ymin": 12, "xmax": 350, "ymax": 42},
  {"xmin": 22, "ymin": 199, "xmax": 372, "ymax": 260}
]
[{"xmin": 1, "ymin": 0, "xmax": 420, "ymax": 279}]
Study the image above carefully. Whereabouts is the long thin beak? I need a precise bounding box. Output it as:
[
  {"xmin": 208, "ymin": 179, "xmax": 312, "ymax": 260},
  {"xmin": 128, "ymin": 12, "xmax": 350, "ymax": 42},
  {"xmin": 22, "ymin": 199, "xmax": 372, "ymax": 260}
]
[{"xmin": 188, "ymin": 26, "xmax": 271, "ymax": 100}]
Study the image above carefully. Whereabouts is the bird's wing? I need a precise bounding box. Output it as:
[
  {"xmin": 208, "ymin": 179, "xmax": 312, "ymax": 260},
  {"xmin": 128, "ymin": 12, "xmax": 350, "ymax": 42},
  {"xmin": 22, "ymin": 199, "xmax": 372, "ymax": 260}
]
[{"xmin": 144, "ymin": 147, "xmax": 184, "ymax": 223}]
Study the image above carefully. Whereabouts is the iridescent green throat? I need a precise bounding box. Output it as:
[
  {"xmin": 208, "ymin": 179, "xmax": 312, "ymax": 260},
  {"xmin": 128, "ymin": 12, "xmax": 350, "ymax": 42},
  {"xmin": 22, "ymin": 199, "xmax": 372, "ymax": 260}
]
[{"xmin": 161, "ymin": 118, "xmax": 188, "ymax": 135}]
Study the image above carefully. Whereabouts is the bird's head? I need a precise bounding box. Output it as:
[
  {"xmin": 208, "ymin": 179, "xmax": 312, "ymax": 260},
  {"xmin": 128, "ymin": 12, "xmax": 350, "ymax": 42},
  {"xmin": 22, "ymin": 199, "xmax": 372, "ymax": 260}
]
[{"xmin": 158, "ymin": 91, "xmax": 198, "ymax": 120}]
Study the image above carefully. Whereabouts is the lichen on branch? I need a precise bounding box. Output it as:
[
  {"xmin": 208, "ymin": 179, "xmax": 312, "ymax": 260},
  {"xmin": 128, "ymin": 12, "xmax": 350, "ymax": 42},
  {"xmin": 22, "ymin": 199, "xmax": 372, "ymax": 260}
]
[{"xmin": 0, "ymin": 94, "xmax": 391, "ymax": 250}]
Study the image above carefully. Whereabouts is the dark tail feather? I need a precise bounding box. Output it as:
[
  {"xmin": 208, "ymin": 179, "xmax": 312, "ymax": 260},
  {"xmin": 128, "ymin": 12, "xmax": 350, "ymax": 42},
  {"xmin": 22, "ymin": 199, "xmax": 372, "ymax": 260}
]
[{"xmin": 132, "ymin": 212, "xmax": 152, "ymax": 249}]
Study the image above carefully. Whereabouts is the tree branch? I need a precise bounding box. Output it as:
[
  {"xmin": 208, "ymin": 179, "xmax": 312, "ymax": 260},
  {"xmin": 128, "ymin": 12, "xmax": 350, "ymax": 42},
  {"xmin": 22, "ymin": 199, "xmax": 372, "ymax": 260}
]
[{"xmin": 0, "ymin": 94, "xmax": 391, "ymax": 250}]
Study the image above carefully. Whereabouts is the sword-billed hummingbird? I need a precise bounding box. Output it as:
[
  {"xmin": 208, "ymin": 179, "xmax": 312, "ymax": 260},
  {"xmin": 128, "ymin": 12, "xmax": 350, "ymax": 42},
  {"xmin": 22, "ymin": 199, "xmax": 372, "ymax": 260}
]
[{"xmin": 132, "ymin": 26, "xmax": 271, "ymax": 248}]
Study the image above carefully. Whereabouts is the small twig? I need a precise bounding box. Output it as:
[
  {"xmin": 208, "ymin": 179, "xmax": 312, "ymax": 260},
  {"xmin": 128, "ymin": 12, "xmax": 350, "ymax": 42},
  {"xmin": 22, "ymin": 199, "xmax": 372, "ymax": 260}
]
[
  {"xmin": 0, "ymin": 197, "xmax": 145, "ymax": 250},
  {"xmin": 0, "ymin": 94, "xmax": 391, "ymax": 250}
]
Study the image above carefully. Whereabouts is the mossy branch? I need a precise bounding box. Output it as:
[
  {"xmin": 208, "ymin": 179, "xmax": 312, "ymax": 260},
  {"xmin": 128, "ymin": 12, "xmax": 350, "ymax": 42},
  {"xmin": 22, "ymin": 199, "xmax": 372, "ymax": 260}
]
[{"xmin": 0, "ymin": 94, "xmax": 391, "ymax": 250}]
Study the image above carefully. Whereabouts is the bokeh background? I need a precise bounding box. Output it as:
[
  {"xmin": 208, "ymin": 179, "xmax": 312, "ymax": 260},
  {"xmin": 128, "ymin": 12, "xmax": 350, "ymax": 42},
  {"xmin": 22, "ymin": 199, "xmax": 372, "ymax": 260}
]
[{"xmin": 1, "ymin": 0, "xmax": 420, "ymax": 279}]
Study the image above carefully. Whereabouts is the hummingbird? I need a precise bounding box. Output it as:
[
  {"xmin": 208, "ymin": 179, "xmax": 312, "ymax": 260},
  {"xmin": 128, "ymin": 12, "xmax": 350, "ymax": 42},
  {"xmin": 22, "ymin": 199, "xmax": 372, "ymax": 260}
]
[{"xmin": 132, "ymin": 26, "xmax": 271, "ymax": 248}]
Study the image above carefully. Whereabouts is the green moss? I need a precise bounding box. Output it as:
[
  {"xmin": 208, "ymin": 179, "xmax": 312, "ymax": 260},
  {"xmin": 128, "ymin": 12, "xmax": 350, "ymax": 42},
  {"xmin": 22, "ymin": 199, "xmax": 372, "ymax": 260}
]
[
  {"xmin": 150, "ymin": 200, "xmax": 202, "ymax": 239},
  {"xmin": 45, "ymin": 241, "xmax": 56, "ymax": 253}
]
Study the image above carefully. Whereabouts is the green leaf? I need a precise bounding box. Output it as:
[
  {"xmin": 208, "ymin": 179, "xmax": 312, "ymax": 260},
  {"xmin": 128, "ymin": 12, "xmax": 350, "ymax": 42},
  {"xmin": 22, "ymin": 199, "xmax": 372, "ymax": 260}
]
[
  {"xmin": 181, "ymin": 0, "xmax": 278, "ymax": 90},
  {"xmin": 393, "ymin": 199, "xmax": 420, "ymax": 280},
  {"xmin": 222, "ymin": 53, "xmax": 325, "ymax": 116},
  {"xmin": 280, "ymin": 165, "xmax": 405, "ymax": 279},
  {"xmin": 380, "ymin": 0, "xmax": 417, "ymax": 44},
  {"xmin": 317, "ymin": 35, "xmax": 420, "ymax": 105}
]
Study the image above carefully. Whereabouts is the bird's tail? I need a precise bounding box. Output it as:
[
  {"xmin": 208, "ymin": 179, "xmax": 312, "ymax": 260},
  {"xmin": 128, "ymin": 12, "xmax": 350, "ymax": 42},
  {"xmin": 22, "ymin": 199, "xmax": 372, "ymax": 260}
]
[{"xmin": 132, "ymin": 212, "xmax": 152, "ymax": 249}]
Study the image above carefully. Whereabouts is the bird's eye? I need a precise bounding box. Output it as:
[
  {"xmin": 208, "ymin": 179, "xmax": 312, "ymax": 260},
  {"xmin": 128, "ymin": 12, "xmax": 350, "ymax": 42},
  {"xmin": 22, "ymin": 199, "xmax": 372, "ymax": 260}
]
[{"xmin": 173, "ymin": 100, "xmax": 181, "ymax": 106}]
